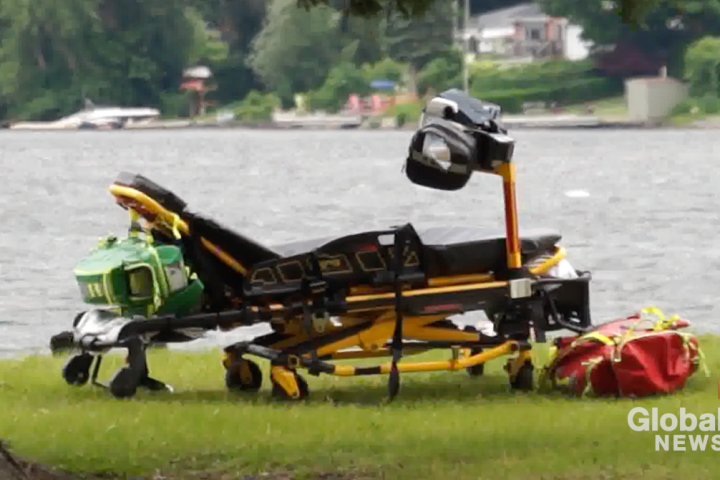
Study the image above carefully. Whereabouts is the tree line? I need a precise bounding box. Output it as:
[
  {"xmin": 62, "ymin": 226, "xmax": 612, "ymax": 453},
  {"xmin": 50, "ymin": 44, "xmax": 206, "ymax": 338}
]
[{"xmin": 0, "ymin": 0, "xmax": 712, "ymax": 121}]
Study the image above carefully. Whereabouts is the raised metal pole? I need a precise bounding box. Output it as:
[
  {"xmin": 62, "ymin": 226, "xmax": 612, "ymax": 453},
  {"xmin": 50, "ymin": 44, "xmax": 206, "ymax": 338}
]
[{"xmin": 496, "ymin": 163, "xmax": 522, "ymax": 272}]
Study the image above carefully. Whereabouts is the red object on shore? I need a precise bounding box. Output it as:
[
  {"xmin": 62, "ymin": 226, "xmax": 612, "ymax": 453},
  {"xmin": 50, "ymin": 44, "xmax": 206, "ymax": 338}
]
[
  {"xmin": 541, "ymin": 308, "xmax": 705, "ymax": 398},
  {"xmin": 180, "ymin": 79, "xmax": 206, "ymax": 92}
]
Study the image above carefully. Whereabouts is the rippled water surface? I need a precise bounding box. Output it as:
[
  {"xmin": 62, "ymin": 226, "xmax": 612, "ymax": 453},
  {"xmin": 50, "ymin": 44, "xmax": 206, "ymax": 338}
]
[{"xmin": 1, "ymin": 128, "xmax": 719, "ymax": 356}]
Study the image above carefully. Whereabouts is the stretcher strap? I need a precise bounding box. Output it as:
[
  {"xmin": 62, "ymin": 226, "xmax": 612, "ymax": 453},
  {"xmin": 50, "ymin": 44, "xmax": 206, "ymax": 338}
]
[
  {"xmin": 304, "ymin": 251, "xmax": 323, "ymax": 375},
  {"xmin": 302, "ymin": 296, "xmax": 319, "ymax": 375},
  {"xmin": 388, "ymin": 224, "xmax": 413, "ymax": 400},
  {"xmin": 128, "ymin": 208, "xmax": 143, "ymax": 237},
  {"xmin": 580, "ymin": 356, "xmax": 604, "ymax": 396},
  {"xmin": 692, "ymin": 341, "xmax": 711, "ymax": 377}
]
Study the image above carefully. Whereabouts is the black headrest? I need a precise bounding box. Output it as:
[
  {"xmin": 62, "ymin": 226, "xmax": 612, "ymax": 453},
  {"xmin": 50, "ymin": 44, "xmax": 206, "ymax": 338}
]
[
  {"xmin": 404, "ymin": 118, "xmax": 475, "ymax": 191},
  {"xmin": 114, "ymin": 172, "xmax": 188, "ymax": 214}
]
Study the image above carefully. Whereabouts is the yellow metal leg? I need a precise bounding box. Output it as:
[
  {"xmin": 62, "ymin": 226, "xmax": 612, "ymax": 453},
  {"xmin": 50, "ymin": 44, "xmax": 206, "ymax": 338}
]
[{"xmin": 270, "ymin": 366, "xmax": 303, "ymax": 399}]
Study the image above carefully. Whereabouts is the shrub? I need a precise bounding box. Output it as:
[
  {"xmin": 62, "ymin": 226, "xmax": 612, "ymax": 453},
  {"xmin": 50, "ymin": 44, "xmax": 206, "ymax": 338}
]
[
  {"xmin": 701, "ymin": 94, "xmax": 720, "ymax": 114},
  {"xmin": 416, "ymin": 50, "xmax": 463, "ymax": 95},
  {"xmin": 363, "ymin": 58, "xmax": 406, "ymax": 86},
  {"xmin": 396, "ymin": 112, "xmax": 407, "ymax": 127},
  {"xmin": 475, "ymin": 77, "xmax": 624, "ymax": 114},
  {"xmin": 307, "ymin": 62, "xmax": 370, "ymax": 113},
  {"xmin": 385, "ymin": 101, "xmax": 423, "ymax": 126},
  {"xmin": 470, "ymin": 59, "xmax": 595, "ymax": 93},
  {"xmin": 159, "ymin": 92, "xmax": 189, "ymax": 118},
  {"xmin": 684, "ymin": 36, "xmax": 720, "ymax": 98},
  {"xmin": 234, "ymin": 90, "xmax": 280, "ymax": 122},
  {"xmin": 671, "ymin": 98, "xmax": 697, "ymax": 116},
  {"xmin": 673, "ymin": 94, "xmax": 720, "ymax": 117}
]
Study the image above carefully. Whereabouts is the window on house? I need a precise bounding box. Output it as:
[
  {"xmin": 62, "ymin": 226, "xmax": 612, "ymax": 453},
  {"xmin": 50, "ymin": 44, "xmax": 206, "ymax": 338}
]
[
  {"xmin": 469, "ymin": 37, "xmax": 479, "ymax": 53},
  {"xmin": 525, "ymin": 28, "xmax": 541, "ymax": 40}
]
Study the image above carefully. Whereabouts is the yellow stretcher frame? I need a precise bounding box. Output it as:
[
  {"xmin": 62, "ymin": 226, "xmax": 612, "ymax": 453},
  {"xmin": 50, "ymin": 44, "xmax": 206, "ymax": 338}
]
[{"xmin": 108, "ymin": 176, "xmax": 565, "ymax": 399}]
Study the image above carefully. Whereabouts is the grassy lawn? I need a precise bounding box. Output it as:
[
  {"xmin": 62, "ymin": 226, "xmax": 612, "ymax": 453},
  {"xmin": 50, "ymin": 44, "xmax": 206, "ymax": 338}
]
[
  {"xmin": 2, "ymin": 335, "xmax": 719, "ymax": 480},
  {"xmin": 562, "ymin": 96, "xmax": 629, "ymax": 121},
  {"xmin": 665, "ymin": 113, "xmax": 720, "ymax": 127}
]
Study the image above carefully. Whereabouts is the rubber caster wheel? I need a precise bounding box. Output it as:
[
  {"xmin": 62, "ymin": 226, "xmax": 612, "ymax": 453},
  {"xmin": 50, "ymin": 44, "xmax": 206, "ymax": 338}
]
[
  {"xmin": 109, "ymin": 368, "xmax": 140, "ymax": 399},
  {"xmin": 50, "ymin": 331, "xmax": 75, "ymax": 353},
  {"xmin": 62, "ymin": 354, "xmax": 94, "ymax": 386},
  {"xmin": 510, "ymin": 362, "xmax": 534, "ymax": 391},
  {"xmin": 225, "ymin": 359, "xmax": 262, "ymax": 392},
  {"xmin": 271, "ymin": 373, "xmax": 309, "ymax": 401},
  {"xmin": 466, "ymin": 347, "xmax": 485, "ymax": 377}
]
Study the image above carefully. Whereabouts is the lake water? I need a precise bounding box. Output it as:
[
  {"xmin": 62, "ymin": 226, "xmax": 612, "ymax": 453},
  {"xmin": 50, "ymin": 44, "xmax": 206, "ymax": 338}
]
[{"xmin": 1, "ymin": 128, "xmax": 718, "ymax": 357}]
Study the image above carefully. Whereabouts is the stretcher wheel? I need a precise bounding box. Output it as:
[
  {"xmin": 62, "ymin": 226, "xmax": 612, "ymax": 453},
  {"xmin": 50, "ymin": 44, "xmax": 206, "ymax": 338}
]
[
  {"xmin": 510, "ymin": 362, "xmax": 534, "ymax": 391},
  {"xmin": 225, "ymin": 358, "xmax": 262, "ymax": 392},
  {"xmin": 62, "ymin": 353, "xmax": 94, "ymax": 386},
  {"xmin": 109, "ymin": 367, "xmax": 140, "ymax": 399},
  {"xmin": 465, "ymin": 347, "xmax": 485, "ymax": 377},
  {"xmin": 271, "ymin": 373, "xmax": 309, "ymax": 401}
]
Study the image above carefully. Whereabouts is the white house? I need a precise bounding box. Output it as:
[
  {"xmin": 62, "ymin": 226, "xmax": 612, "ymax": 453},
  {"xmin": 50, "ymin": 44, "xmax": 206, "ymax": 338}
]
[{"xmin": 458, "ymin": 3, "xmax": 592, "ymax": 61}]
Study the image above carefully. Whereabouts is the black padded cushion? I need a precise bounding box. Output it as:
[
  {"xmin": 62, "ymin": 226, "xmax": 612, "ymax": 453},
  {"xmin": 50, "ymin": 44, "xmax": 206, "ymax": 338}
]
[
  {"xmin": 273, "ymin": 226, "xmax": 561, "ymax": 277},
  {"xmin": 114, "ymin": 172, "xmax": 188, "ymax": 214},
  {"xmin": 418, "ymin": 226, "xmax": 561, "ymax": 276}
]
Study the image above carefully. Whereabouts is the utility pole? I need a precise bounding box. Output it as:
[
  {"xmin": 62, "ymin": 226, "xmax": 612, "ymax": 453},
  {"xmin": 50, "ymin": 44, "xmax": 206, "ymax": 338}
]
[{"xmin": 462, "ymin": 0, "xmax": 470, "ymax": 94}]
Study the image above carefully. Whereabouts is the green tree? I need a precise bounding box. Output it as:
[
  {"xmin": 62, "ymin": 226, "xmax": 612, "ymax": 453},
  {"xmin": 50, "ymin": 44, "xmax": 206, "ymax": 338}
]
[
  {"xmin": 307, "ymin": 61, "xmax": 370, "ymax": 112},
  {"xmin": 341, "ymin": 15, "xmax": 386, "ymax": 66},
  {"xmin": 295, "ymin": 0, "xmax": 678, "ymax": 24},
  {"xmin": 363, "ymin": 58, "xmax": 405, "ymax": 84},
  {"xmin": 538, "ymin": 0, "xmax": 720, "ymax": 77},
  {"xmin": 193, "ymin": 0, "xmax": 267, "ymax": 54},
  {"xmin": 188, "ymin": 0, "xmax": 267, "ymax": 103},
  {"xmin": 247, "ymin": 0, "xmax": 344, "ymax": 107},
  {"xmin": 234, "ymin": 89, "xmax": 280, "ymax": 121},
  {"xmin": 684, "ymin": 36, "xmax": 720, "ymax": 97},
  {"xmin": 416, "ymin": 49, "xmax": 463, "ymax": 95},
  {"xmin": 186, "ymin": 8, "xmax": 230, "ymax": 65},
  {"xmin": 0, "ymin": 0, "xmax": 199, "ymax": 120},
  {"xmin": 296, "ymin": 0, "xmax": 440, "ymax": 17},
  {"xmin": 384, "ymin": 0, "xmax": 454, "ymax": 92},
  {"xmin": 247, "ymin": 0, "xmax": 383, "ymax": 107},
  {"xmin": 469, "ymin": 0, "xmax": 527, "ymax": 15}
]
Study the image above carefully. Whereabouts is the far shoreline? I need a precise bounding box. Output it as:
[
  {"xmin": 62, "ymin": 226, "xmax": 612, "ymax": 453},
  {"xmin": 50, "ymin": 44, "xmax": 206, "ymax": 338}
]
[{"xmin": 1, "ymin": 116, "xmax": 715, "ymax": 132}]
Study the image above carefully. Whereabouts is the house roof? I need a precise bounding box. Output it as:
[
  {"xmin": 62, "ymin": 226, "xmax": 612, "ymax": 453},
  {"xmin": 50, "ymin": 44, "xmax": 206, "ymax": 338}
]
[
  {"xmin": 469, "ymin": 3, "xmax": 546, "ymax": 30},
  {"xmin": 183, "ymin": 66, "xmax": 212, "ymax": 79}
]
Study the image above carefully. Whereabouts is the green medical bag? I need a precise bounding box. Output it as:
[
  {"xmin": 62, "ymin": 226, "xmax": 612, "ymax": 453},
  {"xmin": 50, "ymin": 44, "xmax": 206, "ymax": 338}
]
[{"xmin": 74, "ymin": 235, "xmax": 204, "ymax": 317}]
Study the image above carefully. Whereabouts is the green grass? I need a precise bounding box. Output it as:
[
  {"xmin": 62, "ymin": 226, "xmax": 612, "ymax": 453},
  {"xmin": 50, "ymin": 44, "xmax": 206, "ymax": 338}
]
[
  {"xmin": 666, "ymin": 113, "xmax": 699, "ymax": 127},
  {"xmin": 562, "ymin": 96, "xmax": 629, "ymax": 119},
  {"xmin": 665, "ymin": 112, "xmax": 720, "ymax": 127},
  {"xmin": 2, "ymin": 336, "xmax": 720, "ymax": 480}
]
